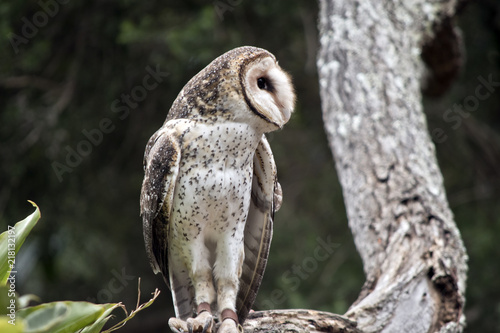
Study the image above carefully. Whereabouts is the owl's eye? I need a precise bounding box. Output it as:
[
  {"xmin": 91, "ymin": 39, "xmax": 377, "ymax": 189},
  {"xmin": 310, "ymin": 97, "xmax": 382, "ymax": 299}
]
[{"xmin": 257, "ymin": 77, "xmax": 273, "ymax": 92}]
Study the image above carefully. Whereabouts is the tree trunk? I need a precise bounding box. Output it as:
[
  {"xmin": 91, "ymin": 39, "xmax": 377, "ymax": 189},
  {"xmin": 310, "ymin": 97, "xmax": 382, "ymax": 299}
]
[
  {"xmin": 241, "ymin": 1, "xmax": 468, "ymax": 332},
  {"xmin": 316, "ymin": 0, "xmax": 468, "ymax": 332}
]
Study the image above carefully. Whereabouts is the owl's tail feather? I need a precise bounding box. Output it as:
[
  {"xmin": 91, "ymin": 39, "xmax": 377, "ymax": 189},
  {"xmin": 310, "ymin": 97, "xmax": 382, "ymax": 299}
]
[
  {"xmin": 236, "ymin": 195, "xmax": 273, "ymax": 323},
  {"xmin": 235, "ymin": 136, "xmax": 276, "ymax": 324},
  {"xmin": 169, "ymin": 267, "xmax": 196, "ymax": 320}
]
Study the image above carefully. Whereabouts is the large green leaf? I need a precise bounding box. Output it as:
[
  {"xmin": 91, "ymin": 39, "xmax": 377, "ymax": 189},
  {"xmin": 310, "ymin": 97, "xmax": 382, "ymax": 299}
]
[
  {"xmin": 0, "ymin": 201, "xmax": 41, "ymax": 285},
  {"xmin": 16, "ymin": 301, "xmax": 117, "ymax": 333}
]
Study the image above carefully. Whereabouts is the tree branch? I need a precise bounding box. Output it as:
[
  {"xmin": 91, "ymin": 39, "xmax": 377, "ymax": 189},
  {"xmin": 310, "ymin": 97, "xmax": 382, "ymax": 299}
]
[{"xmin": 243, "ymin": 310, "xmax": 361, "ymax": 333}]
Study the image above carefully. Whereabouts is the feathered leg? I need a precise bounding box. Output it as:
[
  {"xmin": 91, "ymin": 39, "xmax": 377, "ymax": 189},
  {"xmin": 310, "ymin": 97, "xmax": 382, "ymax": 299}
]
[
  {"xmin": 169, "ymin": 238, "xmax": 216, "ymax": 333},
  {"xmin": 214, "ymin": 236, "xmax": 244, "ymax": 333}
]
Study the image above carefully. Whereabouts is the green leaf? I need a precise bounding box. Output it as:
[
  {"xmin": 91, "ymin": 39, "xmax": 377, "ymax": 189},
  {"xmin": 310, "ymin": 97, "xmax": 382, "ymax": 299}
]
[
  {"xmin": 0, "ymin": 285, "xmax": 16, "ymax": 316},
  {"xmin": 78, "ymin": 315, "xmax": 111, "ymax": 333},
  {"xmin": 17, "ymin": 301, "xmax": 117, "ymax": 333},
  {"xmin": 79, "ymin": 303, "xmax": 124, "ymax": 333},
  {"xmin": 0, "ymin": 201, "xmax": 41, "ymax": 285},
  {"xmin": 0, "ymin": 316, "xmax": 25, "ymax": 333}
]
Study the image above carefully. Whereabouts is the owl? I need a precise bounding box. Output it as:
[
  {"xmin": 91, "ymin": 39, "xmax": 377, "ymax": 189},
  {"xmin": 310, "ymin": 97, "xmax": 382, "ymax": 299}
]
[{"xmin": 140, "ymin": 46, "xmax": 295, "ymax": 333}]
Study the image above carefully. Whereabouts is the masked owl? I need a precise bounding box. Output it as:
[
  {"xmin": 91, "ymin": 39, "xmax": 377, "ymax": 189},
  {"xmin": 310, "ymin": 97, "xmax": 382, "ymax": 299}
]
[{"xmin": 140, "ymin": 46, "xmax": 295, "ymax": 333}]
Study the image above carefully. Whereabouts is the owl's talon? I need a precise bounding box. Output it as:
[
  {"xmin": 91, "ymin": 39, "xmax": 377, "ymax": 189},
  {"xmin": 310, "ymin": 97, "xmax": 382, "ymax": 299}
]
[
  {"xmin": 168, "ymin": 317, "xmax": 188, "ymax": 333},
  {"xmin": 203, "ymin": 317, "xmax": 213, "ymax": 332},
  {"xmin": 186, "ymin": 311, "xmax": 213, "ymax": 333}
]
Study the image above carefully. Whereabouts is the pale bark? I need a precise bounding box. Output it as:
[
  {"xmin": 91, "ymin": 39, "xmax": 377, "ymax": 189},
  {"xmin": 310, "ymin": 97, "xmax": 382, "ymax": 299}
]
[{"xmin": 243, "ymin": 310, "xmax": 361, "ymax": 333}]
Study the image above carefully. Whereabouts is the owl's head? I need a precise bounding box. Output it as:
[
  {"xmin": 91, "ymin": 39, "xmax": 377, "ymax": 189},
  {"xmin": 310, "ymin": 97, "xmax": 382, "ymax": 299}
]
[
  {"xmin": 169, "ymin": 46, "xmax": 295, "ymax": 132},
  {"xmin": 238, "ymin": 47, "xmax": 296, "ymax": 130}
]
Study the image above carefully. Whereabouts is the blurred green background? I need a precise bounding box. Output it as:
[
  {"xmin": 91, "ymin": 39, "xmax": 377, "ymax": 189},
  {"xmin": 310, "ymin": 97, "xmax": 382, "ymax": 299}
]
[{"xmin": 0, "ymin": 1, "xmax": 499, "ymax": 332}]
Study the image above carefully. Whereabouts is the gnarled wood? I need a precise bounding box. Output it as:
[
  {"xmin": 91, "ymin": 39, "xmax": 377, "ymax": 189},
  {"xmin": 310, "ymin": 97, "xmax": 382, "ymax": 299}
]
[{"xmin": 243, "ymin": 310, "xmax": 361, "ymax": 333}]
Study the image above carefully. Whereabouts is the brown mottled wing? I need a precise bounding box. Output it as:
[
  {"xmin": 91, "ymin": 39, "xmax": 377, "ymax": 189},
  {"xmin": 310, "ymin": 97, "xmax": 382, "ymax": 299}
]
[
  {"xmin": 236, "ymin": 135, "xmax": 282, "ymax": 324},
  {"xmin": 141, "ymin": 125, "xmax": 196, "ymax": 320},
  {"xmin": 140, "ymin": 127, "xmax": 180, "ymax": 282}
]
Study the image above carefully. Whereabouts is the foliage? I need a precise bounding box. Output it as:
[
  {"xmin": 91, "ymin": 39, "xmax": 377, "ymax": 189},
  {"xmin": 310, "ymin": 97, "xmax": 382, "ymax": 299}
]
[
  {"xmin": 0, "ymin": 203, "xmax": 160, "ymax": 332},
  {"xmin": 0, "ymin": 201, "xmax": 39, "ymax": 285}
]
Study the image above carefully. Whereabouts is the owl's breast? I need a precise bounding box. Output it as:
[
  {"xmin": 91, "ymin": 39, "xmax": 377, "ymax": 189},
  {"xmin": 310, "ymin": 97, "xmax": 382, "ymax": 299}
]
[{"xmin": 169, "ymin": 120, "xmax": 262, "ymax": 242}]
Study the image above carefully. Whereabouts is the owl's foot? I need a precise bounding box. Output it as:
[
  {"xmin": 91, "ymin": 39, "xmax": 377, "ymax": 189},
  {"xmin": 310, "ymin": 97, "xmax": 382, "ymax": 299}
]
[
  {"xmin": 168, "ymin": 317, "xmax": 188, "ymax": 333},
  {"xmin": 186, "ymin": 311, "xmax": 213, "ymax": 333}
]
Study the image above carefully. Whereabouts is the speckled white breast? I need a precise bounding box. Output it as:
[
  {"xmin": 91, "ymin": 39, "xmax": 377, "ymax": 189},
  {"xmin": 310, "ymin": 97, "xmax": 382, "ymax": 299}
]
[{"xmin": 168, "ymin": 119, "xmax": 261, "ymax": 247}]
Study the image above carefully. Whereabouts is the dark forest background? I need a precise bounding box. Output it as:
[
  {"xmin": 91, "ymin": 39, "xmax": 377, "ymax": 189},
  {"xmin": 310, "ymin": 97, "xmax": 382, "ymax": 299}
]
[{"xmin": 1, "ymin": 1, "xmax": 499, "ymax": 332}]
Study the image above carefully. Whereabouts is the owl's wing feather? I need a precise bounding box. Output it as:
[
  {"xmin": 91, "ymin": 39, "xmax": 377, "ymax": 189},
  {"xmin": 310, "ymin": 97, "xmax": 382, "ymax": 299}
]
[
  {"xmin": 236, "ymin": 135, "xmax": 281, "ymax": 323},
  {"xmin": 140, "ymin": 125, "xmax": 196, "ymax": 320},
  {"xmin": 140, "ymin": 127, "xmax": 181, "ymax": 282}
]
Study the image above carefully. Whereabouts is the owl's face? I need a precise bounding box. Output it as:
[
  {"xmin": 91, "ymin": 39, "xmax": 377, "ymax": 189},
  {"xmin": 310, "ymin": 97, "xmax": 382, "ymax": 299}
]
[
  {"xmin": 240, "ymin": 54, "xmax": 295, "ymax": 129},
  {"xmin": 167, "ymin": 46, "xmax": 295, "ymax": 132}
]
